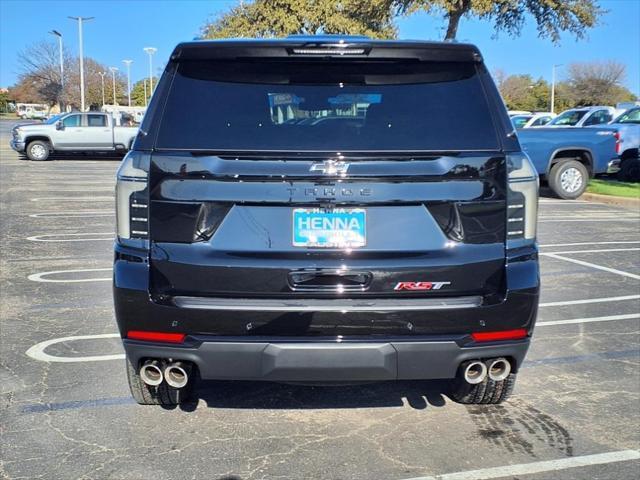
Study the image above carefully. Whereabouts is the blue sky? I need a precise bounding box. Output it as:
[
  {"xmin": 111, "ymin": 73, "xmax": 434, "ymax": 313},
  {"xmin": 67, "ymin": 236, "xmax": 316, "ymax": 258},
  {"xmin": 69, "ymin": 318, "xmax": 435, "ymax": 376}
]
[{"xmin": 1, "ymin": 0, "xmax": 638, "ymax": 95}]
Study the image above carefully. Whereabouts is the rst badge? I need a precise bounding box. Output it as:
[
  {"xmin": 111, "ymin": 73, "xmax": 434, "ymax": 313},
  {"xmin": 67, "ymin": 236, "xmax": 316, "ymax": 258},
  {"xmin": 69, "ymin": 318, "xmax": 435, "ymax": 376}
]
[{"xmin": 394, "ymin": 281, "xmax": 451, "ymax": 291}]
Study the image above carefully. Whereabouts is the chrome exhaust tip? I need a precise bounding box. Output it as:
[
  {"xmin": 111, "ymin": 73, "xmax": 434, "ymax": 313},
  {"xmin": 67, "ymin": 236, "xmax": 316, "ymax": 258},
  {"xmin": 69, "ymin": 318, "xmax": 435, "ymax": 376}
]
[
  {"xmin": 462, "ymin": 360, "xmax": 488, "ymax": 385},
  {"xmin": 487, "ymin": 358, "xmax": 511, "ymax": 382},
  {"xmin": 140, "ymin": 359, "xmax": 163, "ymax": 386},
  {"xmin": 164, "ymin": 361, "xmax": 189, "ymax": 389}
]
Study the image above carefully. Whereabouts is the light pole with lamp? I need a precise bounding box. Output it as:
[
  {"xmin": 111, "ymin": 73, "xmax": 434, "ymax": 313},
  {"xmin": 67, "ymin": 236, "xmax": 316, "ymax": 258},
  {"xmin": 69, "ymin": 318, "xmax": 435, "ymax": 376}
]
[
  {"xmin": 98, "ymin": 71, "xmax": 106, "ymax": 106},
  {"xmin": 109, "ymin": 67, "xmax": 119, "ymax": 106},
  {"xmin": 143, "ymin": 78, "xmax": 148, "ymax": 107},
  {"xmin": 143, "ymin": 47, "xmax": 157, "ymax": 95},
  {"xmin": 68, "ymin": 16, "xmax": 94, "ymax": 111},
  {"xmin": 551, "ymin": 64, "xmax": 563, "ymax": 114},
  {"xmin": 122, "ymin": 60, "xmax": 133, "ymax": 107},
  {"xmin": 48, "ymin": 30, "xmax": 64, "ymax": 111}
]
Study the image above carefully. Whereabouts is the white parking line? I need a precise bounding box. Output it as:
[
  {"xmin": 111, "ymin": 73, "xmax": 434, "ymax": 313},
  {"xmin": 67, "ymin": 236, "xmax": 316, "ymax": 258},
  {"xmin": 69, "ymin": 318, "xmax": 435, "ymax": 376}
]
[
  {"xmin": 25, "ymin": 334, "xmax": 123, "ymax": 363},
  {"xmin": 537, "ymin": 313, "xmax": 640, "ymax": 327},
  {"xmin": 539, "ymin": 218, "xmax": 640, "ymax": 223},
  {"xmin": 28, "ymin": 268, "xmax": 112, "ymax": 283},
  {"xmin": 31, "ymin": 196, "xmax": 113, "ymax": 202},
  {"xmin": 27, "ymin": 232, "xmax": 113, "ymax": 242},
  {"xmin": 543, "ymin": 248, "xmax": 640, "ymax": 255},
  {"xmin": 403, "ymin": 450, "xmax": 640, "ymax": 480},
  {"xmin": 541, "ymin": 253, "xmax": 640, "ymax": 280},
  {"xmin": 29, "ymin": 211, "xmax": 113, "ymax": 218},
  {"xmin": 539, "ymin": 241, "xmax": 640, "ymax": 248},
  {"xmin": 539, "ymin": 294, "xmax": 640, "ymax": 307},
  {"xmin": 539, "ymin": 200, "xmax": 590, "ymax": 204}
]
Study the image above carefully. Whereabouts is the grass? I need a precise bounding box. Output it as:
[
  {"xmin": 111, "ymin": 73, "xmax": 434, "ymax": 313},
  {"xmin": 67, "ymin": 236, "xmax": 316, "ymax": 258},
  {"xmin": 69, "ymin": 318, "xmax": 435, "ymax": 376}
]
[{"xmin": 587, "ymin": 179, "xmax": 640, "ymax": 198}]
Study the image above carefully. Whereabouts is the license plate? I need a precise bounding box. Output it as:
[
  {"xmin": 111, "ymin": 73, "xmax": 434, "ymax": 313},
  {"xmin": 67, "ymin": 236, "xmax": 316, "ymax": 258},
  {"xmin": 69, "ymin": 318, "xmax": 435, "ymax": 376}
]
[{"xmin": 293, "ymin": 208, "xmax": 366, "ymax": 248}]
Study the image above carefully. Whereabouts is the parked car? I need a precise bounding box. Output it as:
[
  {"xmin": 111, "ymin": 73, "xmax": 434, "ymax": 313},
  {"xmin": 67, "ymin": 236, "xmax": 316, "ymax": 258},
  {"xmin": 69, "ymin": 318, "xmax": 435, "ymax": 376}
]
[
  {"xmin": 607, "ymin": 107, "xmax": 640, "ymax": 181},
  {"xmin": 517, "ymin": 126, "xmax": 619, "ymax": 198},
  {"xmin": 546, "ymin": 106, "xmax": 616, "ymax": 128},
  {"xmin": 114, "ymin": 36, "xmax": 540, "ymax": 406},
  {"xmin": 10, "ymin": 112, "xmax": 138, "ymax": 161},
  {"xmin": 16, "ymin": 103, "xmax": 48, "ymax": 120},
  {"xmin": 508, "ymin": 110, "xmax": 532, "ymax": 117},
  {"xmin": 511, "ymin": 112, "xmax": 556, "ymax": 129}
]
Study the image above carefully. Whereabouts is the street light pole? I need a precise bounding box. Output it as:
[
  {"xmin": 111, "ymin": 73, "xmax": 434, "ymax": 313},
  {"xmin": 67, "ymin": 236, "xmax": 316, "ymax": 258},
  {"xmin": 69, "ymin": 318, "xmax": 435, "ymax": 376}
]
[
  {"xmin": 551, "ymin": 64, "xmax": 563, "ymax": 114},
  {"xmin": 109, "ymin": 67, "xmax": 119, "ymax": 106},
  {"xmin": 98, "ymin": 71, "xmax": 106, "ymax": 107},
  {"xmin": 143, "ymin": 47, "xmax": 157, "ymax": 95},
  {"xmin": 122, "ymin": 60, "xmax": 133, "ymax": 107},
  {"xmin": 68, "ymin": 16, "xmax": 94, "ymax": 111},
  {"xmin": 143, "ymin": 79, "xmax": 148, "ymax": 107},
  {"xmin": 48, "ymin": 30, "xmax": 64, "ymax": 87}
]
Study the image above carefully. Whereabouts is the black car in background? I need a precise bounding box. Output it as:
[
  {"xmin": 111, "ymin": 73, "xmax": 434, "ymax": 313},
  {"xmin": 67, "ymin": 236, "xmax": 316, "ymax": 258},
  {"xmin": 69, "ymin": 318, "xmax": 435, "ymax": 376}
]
[{"xmin": 113, "ymin": 36, "xmax": 540, "ymax": 406}]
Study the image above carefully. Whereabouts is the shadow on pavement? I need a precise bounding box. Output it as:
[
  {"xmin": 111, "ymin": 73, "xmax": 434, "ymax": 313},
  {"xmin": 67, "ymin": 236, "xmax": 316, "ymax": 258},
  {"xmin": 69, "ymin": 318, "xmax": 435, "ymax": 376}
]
[{"xmin": 168, "ymin": 379, "xmax": 451, "ymax": 412}]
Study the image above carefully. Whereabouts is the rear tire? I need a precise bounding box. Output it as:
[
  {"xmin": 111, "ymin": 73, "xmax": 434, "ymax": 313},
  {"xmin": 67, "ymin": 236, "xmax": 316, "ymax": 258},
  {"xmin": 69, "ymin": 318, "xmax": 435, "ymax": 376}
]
[
  {"xmin": 26, "ymin": 140, "xmax": 50, "ymax": 161},
  {"xmin": 126, "ymin": 355, "xmax": 193, "ymax": 406},
  {"xmin": 449, "ymin": 373, "xmax": 516, "ymax": 404},
  {"xmin": 548, "ymin": 159, "xmax": 588, "ymax": 199}
]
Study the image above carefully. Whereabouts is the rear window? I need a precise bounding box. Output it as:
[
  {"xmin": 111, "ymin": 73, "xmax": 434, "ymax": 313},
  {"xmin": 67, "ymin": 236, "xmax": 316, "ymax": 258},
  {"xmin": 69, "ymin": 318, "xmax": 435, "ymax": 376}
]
[{"xmin": 156, "ymin": 60, "xmax": 500, "ymax": 152}]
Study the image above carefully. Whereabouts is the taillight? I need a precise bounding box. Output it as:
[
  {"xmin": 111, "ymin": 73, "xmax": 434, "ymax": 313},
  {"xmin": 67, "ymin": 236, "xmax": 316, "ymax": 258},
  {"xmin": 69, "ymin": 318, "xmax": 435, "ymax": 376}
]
[
  {"xmin": 116, "ymin": 151, "xmax": 149, "ymax": 248},
  {"xmin": 506, "ymin": 153, "xmax": 538, "ymax": 248},
  {"xmin": 613, "ymin": 131, "xmax": 621, "ymax": 154},
  {"xmin": 471, "ymin": 329, "xmax": 528, "ymax": 342},
  {"xmin": 127, "ymin": 331, "xmax": 186, "ymax": 343}
]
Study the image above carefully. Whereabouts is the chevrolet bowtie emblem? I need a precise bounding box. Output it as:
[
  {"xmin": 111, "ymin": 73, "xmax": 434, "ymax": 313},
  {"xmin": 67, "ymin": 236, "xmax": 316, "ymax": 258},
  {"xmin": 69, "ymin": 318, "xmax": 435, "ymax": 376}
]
[{"xmin": 309, "ymin": 160, "xmax": 350, "ymax": 176}]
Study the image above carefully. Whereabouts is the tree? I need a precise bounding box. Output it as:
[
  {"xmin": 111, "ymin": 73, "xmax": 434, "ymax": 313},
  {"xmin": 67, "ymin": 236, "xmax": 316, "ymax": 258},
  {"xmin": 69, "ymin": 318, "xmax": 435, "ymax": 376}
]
[
  {"xmin": 16, "ymin": 41, "xmax": 69, "ymax": 107},
  {"xmin": 565, "ymin": 61, "xmax": 637, "ymax": 106},
  {"xmin": 202, "ymin": 0, "xmax": 398, "ymax": 39},
  {"xmin": 498, "ymin": 74, "xmax": 550, "ymax": 111},
  {"xmin": 130, "ymin": 77, "xmax": 158, "ymax": 107},
  {"xmin": 397, "ymin": 0, "xmax": 604, "ymax": 42}
]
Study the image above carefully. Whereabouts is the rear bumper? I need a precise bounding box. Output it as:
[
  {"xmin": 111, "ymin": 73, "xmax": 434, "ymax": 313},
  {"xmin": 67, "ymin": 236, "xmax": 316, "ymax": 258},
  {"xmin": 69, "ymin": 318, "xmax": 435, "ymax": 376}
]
[
  {"xmin": 607, "ymin": 159, "xmax": 621, "ymax": 174},
  {"xmin": 123, "ymin": 336, "xmax": 530, "ymax": 381}
]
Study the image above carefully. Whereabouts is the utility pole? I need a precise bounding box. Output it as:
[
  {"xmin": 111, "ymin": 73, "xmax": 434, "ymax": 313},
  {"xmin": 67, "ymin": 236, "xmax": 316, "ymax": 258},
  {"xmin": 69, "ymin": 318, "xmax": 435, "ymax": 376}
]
[
  {"xmin": 551, "ymin": 64, "xmax": 563, "ymax": 114},
  {"xmin": 143, "ymin": 47, "xmax": 157, "ymax": 94},
  {"xmin": 109, "ymin": 67, "xmax": 119, "ymax": 106},
  {"xmin": 68, "ymin": 16, "xmax": 94, "ymax": 111},
  {"xmin": 98, "ymin": 71, "xmax": 106, "ymax": 107},
  {"xmin": 122, "ymin": 60, "xmax": 133, "ymax": 107}
]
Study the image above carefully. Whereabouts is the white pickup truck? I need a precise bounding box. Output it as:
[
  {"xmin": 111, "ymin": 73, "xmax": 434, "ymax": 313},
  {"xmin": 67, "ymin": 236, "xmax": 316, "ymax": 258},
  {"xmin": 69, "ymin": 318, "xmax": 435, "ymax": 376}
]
[{"xmin": 10, "ymin": 112, "xmax": 138, "ymax": 161}]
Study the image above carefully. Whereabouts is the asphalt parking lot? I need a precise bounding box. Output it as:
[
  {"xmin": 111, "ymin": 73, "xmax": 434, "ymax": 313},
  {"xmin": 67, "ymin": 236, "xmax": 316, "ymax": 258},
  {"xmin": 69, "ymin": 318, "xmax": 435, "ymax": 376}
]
[{"xmin": 0, "ymin": 118, "xmax": 639, "ymax": 480}]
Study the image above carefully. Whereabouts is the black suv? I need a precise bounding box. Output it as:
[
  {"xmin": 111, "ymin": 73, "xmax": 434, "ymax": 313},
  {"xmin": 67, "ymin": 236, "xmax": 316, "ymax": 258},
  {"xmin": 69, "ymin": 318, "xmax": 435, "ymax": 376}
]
[{"xmin": 114, "ymin": 36, "xmax": 539, "ymax": 406}]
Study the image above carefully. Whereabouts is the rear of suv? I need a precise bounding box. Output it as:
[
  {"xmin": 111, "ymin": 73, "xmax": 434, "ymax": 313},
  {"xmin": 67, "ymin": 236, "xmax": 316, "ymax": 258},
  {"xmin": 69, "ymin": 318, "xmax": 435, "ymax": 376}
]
[{"xmin": 114, "ymin": 36, "xmax": 539, "ymax": 406}]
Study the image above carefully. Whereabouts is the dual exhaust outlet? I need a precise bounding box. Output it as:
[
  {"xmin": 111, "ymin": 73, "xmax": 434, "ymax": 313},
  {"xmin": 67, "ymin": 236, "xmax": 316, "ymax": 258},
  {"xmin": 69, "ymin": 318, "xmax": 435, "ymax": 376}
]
[
  {"xmin": 140, "ymin": 359, "xmax": 190, "ymax": 388},
  {"xmin": 461, "ymin": 358, "xmax": 511, "ymax": 384}
]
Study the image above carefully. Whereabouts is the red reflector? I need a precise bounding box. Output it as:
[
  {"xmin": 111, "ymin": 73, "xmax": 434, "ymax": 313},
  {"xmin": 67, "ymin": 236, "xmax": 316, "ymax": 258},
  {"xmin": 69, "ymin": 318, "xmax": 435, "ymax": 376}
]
[
  {"xmin": 127, "ymin": 331, "xmax": 186, "ymax": 344},
  {"xmin": 471, "ymin": 329, "xmax": 528, "ymax": 342}
]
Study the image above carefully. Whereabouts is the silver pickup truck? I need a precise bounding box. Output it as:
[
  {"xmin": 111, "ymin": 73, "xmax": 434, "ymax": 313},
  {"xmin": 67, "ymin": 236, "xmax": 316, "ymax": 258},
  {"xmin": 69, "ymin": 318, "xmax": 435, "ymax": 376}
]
[{"xmin": 10, "ymin": 112, "xmax": 138, "ymax": 161}]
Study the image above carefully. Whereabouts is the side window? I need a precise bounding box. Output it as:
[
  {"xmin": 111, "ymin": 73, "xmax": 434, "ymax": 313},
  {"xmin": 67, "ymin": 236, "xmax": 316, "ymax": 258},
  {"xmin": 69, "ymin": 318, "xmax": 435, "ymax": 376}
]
[
  {"xmin": 532, "ymin": 116, "xmax": 550, "ymax": 126},
  {"xmin": 584, "ymin": 111, "xmax": 610, "ymax": 126},
  {"xmin": 62, "ymin": 115, "xmax": 80, "ymax": 127},
  {"xmin": 87, "ymin": 114, "xmax": 107, "ymax": 127}
]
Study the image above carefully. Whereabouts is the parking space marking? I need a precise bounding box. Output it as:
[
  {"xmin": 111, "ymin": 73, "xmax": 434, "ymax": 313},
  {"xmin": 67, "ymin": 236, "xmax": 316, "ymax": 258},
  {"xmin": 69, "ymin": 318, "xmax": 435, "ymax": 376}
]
[
  {"xmin": 403, "ymin": 450, "xmax": 640, "ymax": 480},
  {"xmin": 537, "ymin": 313, "xmax": 640, "ymax": 327},
  {"xmin": 25, "ymin": 334, "xmax": 123, "ymax": 363},
  {"xmin": 539, "ymin": 294, "xmax": 640, "ymax": 307},
  {"xmin": 543, "ymin": 247, "xmax": 640, "ymax": 255},
  {"xmin": 539, "ymin": 218, "xmax": 640, "ymax": 223},
  {"xmin": 541, "ymin": 253, "xmax": 640, "ymax": 280},
  {"xmin": 30, "ymin": 196, "xmax": 113, "ymax": 202},
  {"xmin": 27, "ymin": 232, "xmax": 113, "ymax": 242},
  {"xmin": 29, "ymin": 211, "xmax": 113, "ymax": 218},
  {"xmin": 539, "ymin": 241, "xmax": 640, "ymax": 248},
  {"xmin": 28, "ymin": 268, "xmax": 112, "ymax": 283}
]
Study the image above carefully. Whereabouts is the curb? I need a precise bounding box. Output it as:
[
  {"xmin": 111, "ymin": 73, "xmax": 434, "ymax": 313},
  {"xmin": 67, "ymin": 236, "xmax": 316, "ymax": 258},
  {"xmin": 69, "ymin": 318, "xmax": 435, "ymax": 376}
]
[{"xmin": 580, "ymin": 192, "xmax": 640, "ymax": 211}]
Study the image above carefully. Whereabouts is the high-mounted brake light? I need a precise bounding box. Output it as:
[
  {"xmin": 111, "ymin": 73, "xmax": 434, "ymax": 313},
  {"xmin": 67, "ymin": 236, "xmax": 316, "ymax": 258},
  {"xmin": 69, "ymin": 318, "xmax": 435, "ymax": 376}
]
[
  {"xmin": 291, "ymin": 48, "xmax": 366, "ymax": 55},
  {"xmin": 471, "ymin": 329, "xmax": 528, "ymax": 342},
  {"xmin": 127, "ymin": 331, "xmax": 186, "ymax": 344}
]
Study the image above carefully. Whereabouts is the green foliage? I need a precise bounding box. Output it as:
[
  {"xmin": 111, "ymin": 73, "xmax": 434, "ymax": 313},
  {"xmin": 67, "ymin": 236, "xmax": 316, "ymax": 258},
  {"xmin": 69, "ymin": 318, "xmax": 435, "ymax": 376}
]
[
  {"xmin": 0, "ymin": 91, "xmax": 10, "ymax": 113},
  {"xmin": 130, "ymin": 78, "xmax": 158, "ymax": 107},
  {"xmin": 397, "ymin": 0, "xmax": 604, "ymax": 42},
  {"xmin": 202, "ymin": 0, "xmax": 398, "ymax": 39},
  {"xmin": 587, "ymin": 179, "xmax": 640, "ymax": 198}
]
